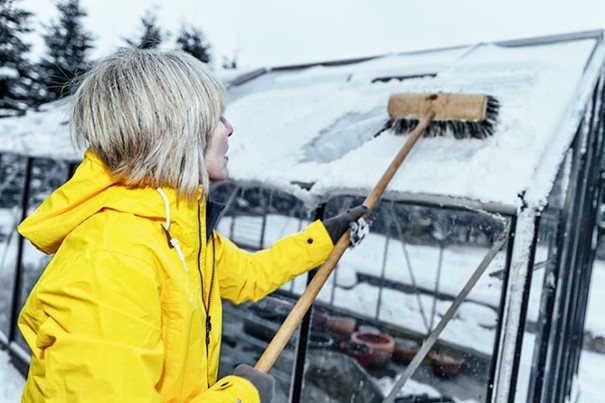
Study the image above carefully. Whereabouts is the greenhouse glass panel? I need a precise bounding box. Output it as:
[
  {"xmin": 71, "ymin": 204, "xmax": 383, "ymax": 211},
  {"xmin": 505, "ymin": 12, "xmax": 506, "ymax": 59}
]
[{"xmin": 300, "ymin": 195, "xmax": 511, "ymax": 402}]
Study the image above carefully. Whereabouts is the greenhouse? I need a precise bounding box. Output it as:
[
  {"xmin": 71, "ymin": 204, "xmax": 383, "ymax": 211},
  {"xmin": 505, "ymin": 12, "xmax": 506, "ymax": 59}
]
[{"xmin": 1, "ymin": 30, "xmax": 604, "ymax": 402}]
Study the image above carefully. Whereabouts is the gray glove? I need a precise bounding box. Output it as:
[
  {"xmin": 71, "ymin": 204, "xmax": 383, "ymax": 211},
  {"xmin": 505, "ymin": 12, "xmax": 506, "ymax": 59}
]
[
  {"xmin": 233, "ymin": 364, "xmax": 275, "ymax": 402},
  {"xmin": 322, "ymin": 205, "xmax": 369, "ymax": 244}
]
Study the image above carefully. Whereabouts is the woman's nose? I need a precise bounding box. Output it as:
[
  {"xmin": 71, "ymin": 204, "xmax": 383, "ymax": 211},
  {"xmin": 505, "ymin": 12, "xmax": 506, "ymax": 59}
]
[{"xmin": 221, "ymin": 116, "xmax": 234, "ymax": 137}]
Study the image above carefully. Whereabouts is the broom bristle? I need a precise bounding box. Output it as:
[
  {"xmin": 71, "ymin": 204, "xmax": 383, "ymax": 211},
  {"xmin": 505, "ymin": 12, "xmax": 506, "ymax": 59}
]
[{"xmin": 379, "ymin": 95, "xmax": 500, "ymax": 139}]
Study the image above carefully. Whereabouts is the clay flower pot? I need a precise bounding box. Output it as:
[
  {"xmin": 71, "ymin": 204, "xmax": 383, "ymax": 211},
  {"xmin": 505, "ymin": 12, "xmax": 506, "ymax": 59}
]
[
  {"xmin": 339, "ymin": 340, "xmax": 372, "ymax": 368},
  {"xmin": 393, "ymin": 338, "xmax": 420, "ymax": 365},
  {"xmin": 326, "ymin": 316, "xmax": 357, "ymax": 341},
  {"xmin": 308, "ymin": 331, "xmax": 336, "ymax": 350},
  {"xmin": 429, "ymin": 351, "xmax": 465, "ymax": 378},
  {"xmin": 351, "ymin": 331, "xmax": 395, "ymax": 367}
]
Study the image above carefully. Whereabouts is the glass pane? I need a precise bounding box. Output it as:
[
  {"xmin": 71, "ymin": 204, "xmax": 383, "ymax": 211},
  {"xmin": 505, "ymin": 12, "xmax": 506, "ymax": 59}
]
[
  {"xmin": 302, "ymin": 195, "xmax": 510, "ymax": 402},
  {"xmin": 214, "ymin": 183, "xmax": 315, "ymax": 402}
]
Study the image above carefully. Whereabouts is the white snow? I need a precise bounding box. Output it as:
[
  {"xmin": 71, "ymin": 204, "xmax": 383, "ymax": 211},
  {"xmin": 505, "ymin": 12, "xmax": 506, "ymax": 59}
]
[
  {"xmin": 0, "ymin": 349, "xmax": 25, "ymax": 403},
  {"xmin": 225, "ymin": 39, "xmax": 602, "ymax": 211},
  {"xmin": 0, "ymin": 68, "xmax": 19, "ymax": 80},
  {"xmin": 0, "ymin": 99, "xmax": 77, "ymax": 161}
]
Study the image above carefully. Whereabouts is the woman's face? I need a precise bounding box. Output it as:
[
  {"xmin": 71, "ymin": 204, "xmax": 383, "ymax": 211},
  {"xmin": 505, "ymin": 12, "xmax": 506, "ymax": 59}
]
[{"xmin": 205, "ymin": 115, "xmax": 234, "ymax": 182}]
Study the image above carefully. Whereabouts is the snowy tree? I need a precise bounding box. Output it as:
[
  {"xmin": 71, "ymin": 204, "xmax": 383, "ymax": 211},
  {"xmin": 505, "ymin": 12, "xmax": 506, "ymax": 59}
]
[
  {"xmin": 125, "ymin": 11, "xmax": 165, "ymax": 49},
  {"xmin": 222, "ymin": 55, "xmax": 238, "ymax": 70},
  {"xmin": 0, "ymin": 0, "xmax": 35, "ymax": 117},
  {"xmin": 38, "ymin": 0, "xmax": 94, "ymax": 101},
  {"xmin": 176, "ymin": 25, "xmax": 212, "ymax": 64}
]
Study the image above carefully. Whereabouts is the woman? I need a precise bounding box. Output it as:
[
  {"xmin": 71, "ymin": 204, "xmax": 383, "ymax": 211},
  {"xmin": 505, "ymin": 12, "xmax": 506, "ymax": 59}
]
[{"xmin": 17, "ymin": 48, "xmax": 366, "ymax": 402}]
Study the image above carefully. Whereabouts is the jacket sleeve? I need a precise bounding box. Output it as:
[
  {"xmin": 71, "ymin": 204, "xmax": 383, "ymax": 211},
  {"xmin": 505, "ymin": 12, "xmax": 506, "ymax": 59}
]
[
  {"xmin": 18, "ymin": 251, "xmax": 164, "ymax": 403},
  {"xmin": 216, "ymin": 219, "xmax": 334, "ymax": 304},
  {"xmin": 190, "ymin": 375, "xmax": 261, "ymax": 402}
]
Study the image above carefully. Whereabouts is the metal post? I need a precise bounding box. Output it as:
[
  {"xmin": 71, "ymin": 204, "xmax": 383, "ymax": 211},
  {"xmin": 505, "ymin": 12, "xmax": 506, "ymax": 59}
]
[
  {"xmin": 485, "ymin": 215, "xmax": 516, "ymax": 402},
  {"xmin": 289, "ymin": 203, "xmax": 325, "ymax": 403},
  {"xmin": 508, "ymin": 214, "xmax": 541, "ymax": 402}
]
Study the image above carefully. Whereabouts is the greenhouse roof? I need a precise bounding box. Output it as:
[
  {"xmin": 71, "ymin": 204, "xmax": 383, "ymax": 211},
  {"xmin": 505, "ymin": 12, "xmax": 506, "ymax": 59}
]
[{"xmin": 226, "ymin": 31, "xmax": 605, "ymax": 211}]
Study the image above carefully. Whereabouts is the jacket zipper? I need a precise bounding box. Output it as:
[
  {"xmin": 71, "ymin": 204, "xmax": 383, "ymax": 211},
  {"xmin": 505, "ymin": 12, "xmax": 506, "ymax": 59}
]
[{"xmin": 197, "ymin": 203, "xmax": 216, "ymax": 360}]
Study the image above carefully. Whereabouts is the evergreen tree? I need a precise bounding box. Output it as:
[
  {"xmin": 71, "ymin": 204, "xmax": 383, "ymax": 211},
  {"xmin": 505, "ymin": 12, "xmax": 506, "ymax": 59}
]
[
  {"xmin": 125, "ymin": 11, "xmax": 164, "ymax": 49},
  {"xmin": 176, "ymin": 25, "xmax": 211, "ymax": 64},
  {"xmin": 38, "ymin": 0, "xmax": 94, "ymax": 101},
  {"xmin": 0, "ymin": 0, "xmax": 34, "ymax": 117}
]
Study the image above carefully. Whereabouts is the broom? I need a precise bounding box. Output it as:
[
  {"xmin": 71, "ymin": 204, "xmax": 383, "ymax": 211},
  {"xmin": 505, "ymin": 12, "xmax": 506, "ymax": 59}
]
[
  {"xmin": 385, "ymin": 92, "xmax": 499, "ymax": 138},
  {"xmin": 254, "ymin": 92, "xmax": 500, "ymax": 374}
]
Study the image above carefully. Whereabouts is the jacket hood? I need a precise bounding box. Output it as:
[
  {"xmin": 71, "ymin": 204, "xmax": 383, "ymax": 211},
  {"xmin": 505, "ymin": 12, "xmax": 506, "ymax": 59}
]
[{"xmin": 18, "ymin": 149, "xmax": 200, "ymax": 255}]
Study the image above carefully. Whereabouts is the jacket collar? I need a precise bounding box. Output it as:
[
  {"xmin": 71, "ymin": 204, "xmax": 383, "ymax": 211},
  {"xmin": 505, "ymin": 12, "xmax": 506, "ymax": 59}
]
[{"xmin": 205, "ymin": 200, "xmax": 225, "ymax": 241}]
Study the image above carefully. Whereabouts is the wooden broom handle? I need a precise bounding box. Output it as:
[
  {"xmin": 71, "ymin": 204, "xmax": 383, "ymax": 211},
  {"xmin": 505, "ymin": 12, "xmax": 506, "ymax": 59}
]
[{"xmin": 254, "ymin": 111, "xmax": 436, "ymax": 373}]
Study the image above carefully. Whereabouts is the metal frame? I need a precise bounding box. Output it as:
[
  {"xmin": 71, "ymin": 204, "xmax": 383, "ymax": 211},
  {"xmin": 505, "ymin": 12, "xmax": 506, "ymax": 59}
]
[{"xmin": 539, "ymin": 76, "xmax": 605, "ymax": 403}]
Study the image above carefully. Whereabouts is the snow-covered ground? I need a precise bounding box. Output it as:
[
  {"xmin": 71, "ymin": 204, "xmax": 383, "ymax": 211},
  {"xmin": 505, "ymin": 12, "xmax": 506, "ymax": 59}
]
[
  {"xmin": 576, "ymin": 260, "xmax": 605, "ymax": 402},
  {"xmin": 0, "ymin": 351, "xmax": 24, "ymax": 403}
]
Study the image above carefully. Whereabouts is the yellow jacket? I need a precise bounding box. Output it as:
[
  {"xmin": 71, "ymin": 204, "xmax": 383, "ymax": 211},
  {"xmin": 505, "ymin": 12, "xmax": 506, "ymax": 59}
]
[{"xmin": 17, "ymin": 150, "xmax": 333, "ymax": 402}]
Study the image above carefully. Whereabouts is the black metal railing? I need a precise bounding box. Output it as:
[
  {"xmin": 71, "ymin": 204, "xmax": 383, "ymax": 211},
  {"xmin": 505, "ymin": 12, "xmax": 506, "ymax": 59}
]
[{"xmin": 0, "ymin": 153, "xmax": 78, "ymax": 374}]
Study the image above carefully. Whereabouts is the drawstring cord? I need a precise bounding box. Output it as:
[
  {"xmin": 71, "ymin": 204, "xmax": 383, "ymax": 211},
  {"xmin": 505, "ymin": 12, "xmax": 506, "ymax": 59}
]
[{"xmin": 157, "ymin": 188, "xmax": 188, "ymax": 272}]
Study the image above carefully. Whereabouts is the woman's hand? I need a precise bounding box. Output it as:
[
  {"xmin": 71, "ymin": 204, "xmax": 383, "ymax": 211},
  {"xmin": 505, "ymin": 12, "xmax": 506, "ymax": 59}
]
[{"xmin": 322, "ymin": 205, "xmax": 369, "ymax": 245}]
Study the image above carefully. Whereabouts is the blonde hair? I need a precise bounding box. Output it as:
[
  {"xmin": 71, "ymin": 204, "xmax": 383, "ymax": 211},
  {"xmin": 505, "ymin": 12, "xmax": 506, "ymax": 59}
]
[{"xmin": 70, "ymin": 48, "xmax": 227, "ymax": 199}]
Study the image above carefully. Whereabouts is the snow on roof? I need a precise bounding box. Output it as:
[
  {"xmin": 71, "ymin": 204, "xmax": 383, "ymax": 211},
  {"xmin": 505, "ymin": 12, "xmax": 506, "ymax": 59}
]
[
  {"xmin": 226, "ymin": 35, "xmax": 605, "ymax": 210},
  {"xmin": 0, "ymin": 98, "xmax": 74, "ymax": 160},
  {"xmin": 0, "ymin": 34, "xmax": 603, "ymax": 211},
  {"xmin": 0, "ymin": 68, "xmax": 260, "ymax": 162}
]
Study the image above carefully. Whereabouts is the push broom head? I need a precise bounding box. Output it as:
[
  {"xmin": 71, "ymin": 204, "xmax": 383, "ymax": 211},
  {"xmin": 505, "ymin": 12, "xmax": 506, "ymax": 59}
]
[{"xmin": 385, "ymin": 93, "xmax": 500, "ymax": 139}]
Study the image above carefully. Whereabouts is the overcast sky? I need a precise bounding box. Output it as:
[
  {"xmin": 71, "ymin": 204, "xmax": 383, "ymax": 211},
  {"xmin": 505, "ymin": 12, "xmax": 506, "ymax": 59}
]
[{"xmin": 20, "ymin": 0, "xmax": 605, "ymax": 68}]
